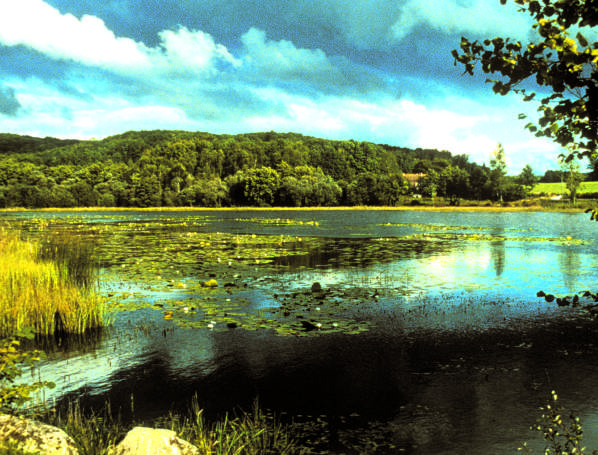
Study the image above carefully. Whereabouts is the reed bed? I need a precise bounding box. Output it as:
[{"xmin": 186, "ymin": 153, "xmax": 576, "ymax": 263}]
[
  {"xmin": 36, "ymin": 398, "xmax": 300, "ymax": 455},
  {"xmin": 0, "ymin": 227, "xmax": 105, "ymax": 337},
  {"xmin": 157, "ymin": 397, "xmax": 298, "ymax": 455}
]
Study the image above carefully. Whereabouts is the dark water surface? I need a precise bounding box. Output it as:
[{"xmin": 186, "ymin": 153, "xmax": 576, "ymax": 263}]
[{"xmin": 3, "ymin": 209, "xmax": 598, "ymax": 454}]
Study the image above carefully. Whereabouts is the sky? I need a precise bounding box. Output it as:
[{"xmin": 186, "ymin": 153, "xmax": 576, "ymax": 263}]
[{"xmin": 0, "ymin": 0, "xmax": 573, "ymax": 173}]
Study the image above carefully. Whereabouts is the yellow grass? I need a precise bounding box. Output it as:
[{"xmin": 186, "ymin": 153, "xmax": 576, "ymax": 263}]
[{"xmin": 0, "ymin": 228, "xmax": 105, "ymax": 337}]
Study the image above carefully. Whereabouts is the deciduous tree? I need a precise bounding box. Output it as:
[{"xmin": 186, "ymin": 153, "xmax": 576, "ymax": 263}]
[
  {"xmin": 518, "ymin": 164, "xmax": 539, "ymax": 189},
  {"xmin": 452, "ymin": 0, "xmax": 598, "ymax": 158},
  {"xmin": 489, "ymin": 143, "xmax": 508, "ymax": 202}
]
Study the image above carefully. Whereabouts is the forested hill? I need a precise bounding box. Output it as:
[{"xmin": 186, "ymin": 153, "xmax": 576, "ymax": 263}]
[
  {"xmin": 0, "ymin": 133, "xmax": 81, "ymax": 156},
  {"xmin": 0, "ymin": 129, "xmax": 522, "ymax": 208}
]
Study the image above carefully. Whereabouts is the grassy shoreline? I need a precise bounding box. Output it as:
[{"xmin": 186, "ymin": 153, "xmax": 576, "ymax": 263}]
[
  {"xmin": 0, "ymin": 201, "xmax": 594, "ymax": 213},
  {"xmin": 0, "ymin": 228, "xmax": 106, "ymax": 338}
]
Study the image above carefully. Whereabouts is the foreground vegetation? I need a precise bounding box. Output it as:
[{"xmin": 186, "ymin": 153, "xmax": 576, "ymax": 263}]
[
  {"xmin": 0, "ymin": 225, "xmax": 299, "ymax": 453},
  {"xmin": 35, "ymin": 398, "xmax": 299, "ymax": 455},
  {"xmin": 0, "ymin": 227, "xmax": 104, "ymax": 338}
]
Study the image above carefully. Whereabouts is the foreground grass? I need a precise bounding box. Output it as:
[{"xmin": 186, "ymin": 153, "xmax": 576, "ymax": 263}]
[
  {"xmin": 34, "ymin": 399, "xmax": 300, "ymax": 455},
  {"xmin": 0, "ymin": 227, "xmax": 105, "ymax": 338}
]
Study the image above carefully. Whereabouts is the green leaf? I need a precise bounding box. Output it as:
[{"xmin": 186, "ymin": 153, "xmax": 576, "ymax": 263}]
[
  {"xmin": 576, "ymin": 32, "xmax": 588, "ymax": 48},
  {"xmin": 523, "ymin": 93, "xmax": 536, "ymax": 101},
  {"xmin": 15, "ymin": 327, "xmax": 35, "ymax": 340},
  {"xmin": 550, "ymin": 123, "xmax": 560, "ymax": 135}
]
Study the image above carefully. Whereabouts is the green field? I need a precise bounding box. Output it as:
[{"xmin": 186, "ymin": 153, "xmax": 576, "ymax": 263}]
[{"xmin": 531, "ymin": 181, "xmax": 598, "ymax": 195}]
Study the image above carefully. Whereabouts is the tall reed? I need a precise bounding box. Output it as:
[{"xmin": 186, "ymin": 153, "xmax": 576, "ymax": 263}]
[
  {"xmin": 0, "ymin": 227, "xmax": 105, "ymax": 337},
  {"xmin": 37, "ymin": 228, "xmax": 99, "ymax": 289},
  {"xmin": 38, "ymin": 398, "xmax": 301, "ymax": 455},
  {"xmin": 157, "ymin": 397, "xmax": 299, "ymax": 455}
]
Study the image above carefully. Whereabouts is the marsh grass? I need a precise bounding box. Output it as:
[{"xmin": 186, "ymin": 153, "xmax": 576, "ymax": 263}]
[
  {"xmin": 157, "ymin": 397, "xmax": 299, "ymax": 454},
  {"xmin": 0, "ymin": 227, "xmax": 105, "ymax": 337},
  {"xmin": 37, "ymin": 228, "xmax": 99, "ymax": 289},
  {"xmin": 39, "ymin": 398, "xmax": 301, "ymax": 455},
  {"xmin": 41, "ymin": 401, "xmax": 127, "ymax": 455}
]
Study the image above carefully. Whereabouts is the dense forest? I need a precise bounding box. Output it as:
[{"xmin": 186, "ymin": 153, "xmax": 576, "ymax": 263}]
[{"xmin": 0, "ymin": 130, "xmax": 542, "ymax": 208}]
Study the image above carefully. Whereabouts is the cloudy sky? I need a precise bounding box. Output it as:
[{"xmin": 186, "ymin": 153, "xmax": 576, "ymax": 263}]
[{"xmin": 0, "ymin": 0, "xmax": 569, "ymax": 173}]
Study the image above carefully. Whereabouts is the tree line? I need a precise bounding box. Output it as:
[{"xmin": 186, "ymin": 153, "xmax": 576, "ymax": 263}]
[{"xmin": 0, "ymin": 130, "xmax": 554, "ymax": 208}]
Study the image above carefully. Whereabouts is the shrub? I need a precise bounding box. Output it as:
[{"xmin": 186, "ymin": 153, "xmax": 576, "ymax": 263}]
[
  {"xmin": 519, "ymin": 391, "xmax": 598, "ymax": 455},
  {"xmin": 0, "ymin": 327, "xmax": 54, "ymax": 414}
]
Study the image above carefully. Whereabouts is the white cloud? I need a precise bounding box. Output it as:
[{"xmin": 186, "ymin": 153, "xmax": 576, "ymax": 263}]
[
  {"xmin": 156, "ymin": 26, "xmax": 240, "ymax": 75},
  {"xmin": 2, "ymin": 73, "xmax": 562, "ymax": 172},
  {"xmin": 0, "ymin": 0, "xmax": 242, "ymax": 77},
  {"xmin": 240, "ymin": 28, "xmax": 335, "ymax": 78},
  {"xmin": 0, "ymin": 0, "xmax": 562, "ymax": 173},
  {"xmin": 325, "ymin": 0, "xmax": 401, "ymax": 48},
  {"xmin": 391, "ymin": 0, "xmax": 532, "ymax": 41},
  {"xmin": 0, "ymin": 0, "xmax": 150, "ymax": 70}
]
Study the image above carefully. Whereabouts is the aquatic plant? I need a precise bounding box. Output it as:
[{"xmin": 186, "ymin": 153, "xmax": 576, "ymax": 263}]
[
  {"xmin": 519, "ymin": 391, "xmax": 598, "ymax": 455},
  {"xmin": 40, "ymin": 397, "xmax": 301, "ymax": 455},
  {"xmin": 0, "ymin": 227, "xmax": 105, "ymax": 337},
  {"xmin": 0, "ymin": 327, "xmax": 54, "ymax": 414},
  {"xmin": 157, "ymin": 397, "xmax": 299, "ymax": 455},
  {"xmin": 43, "ymin": 401, "xmax": 127, "ymax": 455},
  {"xmin": 37, "ymin": 228, "xmax": 100, "ymax": 289}
]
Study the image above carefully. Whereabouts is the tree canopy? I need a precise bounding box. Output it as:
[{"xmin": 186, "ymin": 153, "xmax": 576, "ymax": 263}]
[
  {"xmin": 452, "ymin": 0, "xmax": 598, "ymax": 159},
  {"xmin": 0, "ymin": 130, "xmax": 525, "ymax": 209}
]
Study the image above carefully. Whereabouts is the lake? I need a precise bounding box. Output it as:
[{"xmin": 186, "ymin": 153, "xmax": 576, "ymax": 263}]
[{"xmin": 3, "ymin": 208, "xmax": 598, "ymax": 454}]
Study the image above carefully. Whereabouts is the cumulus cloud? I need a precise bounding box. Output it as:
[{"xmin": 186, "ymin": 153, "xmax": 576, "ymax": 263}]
[
  {"xmin": 0, "ymin": 0, "xmax": 563, "ymax": 172},
  {"xmin": 239, "ymin": 28, "xmax": 392, "ymax": 95},
  {"xmin": 241, "ymin": 28, "xmax": 333, "ymax": 77},
  {"xmin": 0, "ymin": 0, "xmax": 150, "ymax": 70},
  {"xmin": 0, "ymin": 1, "xmax": 243, "ymax": 78},
  {"xmin": 156, "ymin": 26, "xmax": 240, "ymax": 75},
  {"xmin": 391, "ymin": 0, "xmax": 532, "ymax": 41},
  {"xmin": 306, "ymin": 0, "xmax": 401, "ymax": 49},
  {"xmin": 0, "ymin": 86, "xmax": 21, "ymax": 116}
]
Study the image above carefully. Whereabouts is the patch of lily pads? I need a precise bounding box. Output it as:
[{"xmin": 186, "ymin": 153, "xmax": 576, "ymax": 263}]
[
  {"xmin": 234, "ymin": 217, "xmax": 320, "ymax": 226},
  {"xmin": 7, "ymin": 213, "xmax": 592, "ymax": 337},
  {"xmin": 108, "ymin": 279, "xmax": 376, "ymax": 337}
]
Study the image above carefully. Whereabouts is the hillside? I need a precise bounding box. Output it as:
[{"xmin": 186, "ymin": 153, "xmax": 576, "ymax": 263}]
[{"xmin": 0, "ymin": 130, "xmax": 521, "ymax": 208}]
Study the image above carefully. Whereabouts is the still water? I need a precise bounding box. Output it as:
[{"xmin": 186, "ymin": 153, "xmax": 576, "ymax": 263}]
[{"xmin": 4, "ymin": 209, "xmax": 598, "ymax": 454}]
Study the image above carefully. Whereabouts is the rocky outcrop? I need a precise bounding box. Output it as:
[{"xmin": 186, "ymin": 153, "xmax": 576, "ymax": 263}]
[
  {"xmin": 0, "ymin": 414, "xmax": 79, "ymax": 455},
  {"xmin": 108, "ymin": 427, "xmax": 201, "ymax": 455}
]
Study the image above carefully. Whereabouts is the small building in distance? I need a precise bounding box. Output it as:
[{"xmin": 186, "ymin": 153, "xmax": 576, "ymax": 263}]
[{"xmin": 403, "ymin": 173, "xmax": 426, "ymax": 188}]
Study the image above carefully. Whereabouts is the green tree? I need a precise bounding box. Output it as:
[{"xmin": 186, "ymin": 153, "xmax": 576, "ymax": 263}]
[
  {"xmin": 131, "ymin": 172, "xmax": 161, "ymax": 207},
  {"xmin": 441, "ymin": 166, "xmax": 471, "ymax": 203},
  {"xmin": 469, "ymin": 165, "xmax": 490, "ymax": 200},
  {"xmin": 489, "ymin": 143, "xmax": 508, "ymax": 202},
  {"xmin": 561, "ymin": 156, "xmax": 584, "ymax": 205},
  {"xmin": 518, "ymin": 164, "xmax": 539, "ymax": 190},
  {"xmin": 243, "ymin": 167, "xmax": 281, "ymax": 207},
  {"xmin": 373, "ymin": 173, "xmax": 409, "ymax": 206},
  {"xmin": 418, "ymin": 170, "xmax": 439, "ymax": 198},
  {"xmin": 452, "ymin": 0, "xmax": 598, "ymax": 158},
  {"xmin": 540, "ymin": 169, "xmax": 563, "ymax": 183}
]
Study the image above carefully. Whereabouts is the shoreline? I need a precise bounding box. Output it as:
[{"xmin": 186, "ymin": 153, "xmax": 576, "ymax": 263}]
[{"xmin": 0, "ymin": 204, "xmax": 590, "ymax": 213}]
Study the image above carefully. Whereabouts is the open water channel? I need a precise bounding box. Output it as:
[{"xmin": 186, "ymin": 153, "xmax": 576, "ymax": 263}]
[{"xmin": 3, "ymin": 208, "xmax": 598, "ymax": 454}]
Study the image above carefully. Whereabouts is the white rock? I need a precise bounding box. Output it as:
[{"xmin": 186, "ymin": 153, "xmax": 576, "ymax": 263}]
[
  {"xmin": 109, "ymin": 427, "xmax": 200, "ymax": 455},
  {"xmin": 0, "ymin": 414, "xmax": 79, "ymax": 455}
]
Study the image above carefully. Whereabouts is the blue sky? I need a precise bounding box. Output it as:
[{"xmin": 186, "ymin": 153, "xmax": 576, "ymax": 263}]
[{"xmin": 0, "ymin": 0, "xmax": 570, "ymax": 173}]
